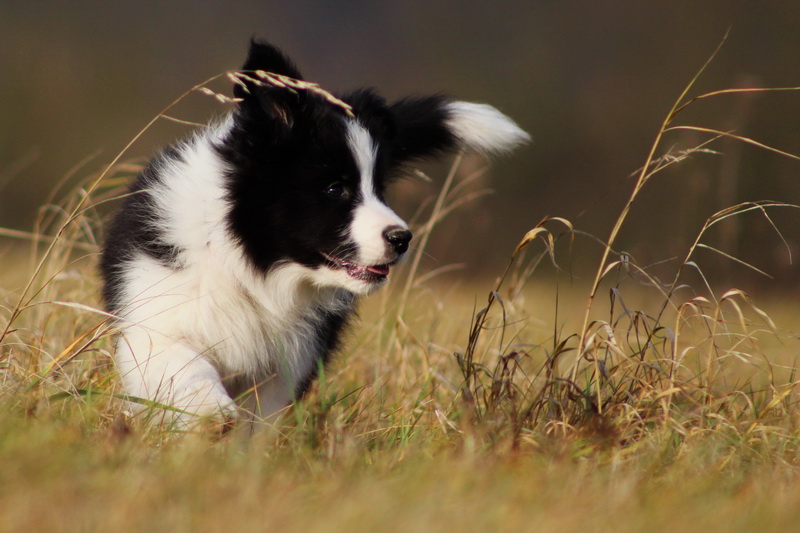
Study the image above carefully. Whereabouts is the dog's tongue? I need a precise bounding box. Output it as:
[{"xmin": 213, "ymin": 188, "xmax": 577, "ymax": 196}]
[
  {"xmin": 366, "ymin": 264, "xmax": 390, "ymax": 276},
  {"xmin": 345, "ymin": 263, "xmax": 390, "ymax": 280}
]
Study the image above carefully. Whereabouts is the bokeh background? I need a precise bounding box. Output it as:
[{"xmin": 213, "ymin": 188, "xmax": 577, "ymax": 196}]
[{"xmin": 2, "ymin": 1, "xmax": 799, "ymax": 293}]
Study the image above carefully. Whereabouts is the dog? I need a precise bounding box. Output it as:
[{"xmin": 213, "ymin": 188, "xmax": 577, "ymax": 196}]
[{"xmin": 100, "ymin": 39, "xmax": 529, "ymax": 427}]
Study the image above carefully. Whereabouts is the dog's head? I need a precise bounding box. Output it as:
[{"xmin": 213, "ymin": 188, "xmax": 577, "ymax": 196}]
[{"xmin": 220, "ymin": 40, "xmax": 529, "ymax": 295}]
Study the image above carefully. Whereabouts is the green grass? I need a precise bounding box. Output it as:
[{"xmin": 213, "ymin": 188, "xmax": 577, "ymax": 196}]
[{"xmin": 3, "ymin": 44, "xmax": 800, "ymax": 532}]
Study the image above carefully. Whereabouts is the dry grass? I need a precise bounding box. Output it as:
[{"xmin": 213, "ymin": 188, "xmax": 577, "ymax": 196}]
[{"xmin": 2, "ymin": 43, "xmax": 800, "ymax": 532}]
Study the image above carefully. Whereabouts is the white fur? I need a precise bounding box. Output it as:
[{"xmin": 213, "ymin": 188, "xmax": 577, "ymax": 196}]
[
  {"xmin": 347, "ymin": 120, "xmax": 408, "ymax": 266},
  {"xmin": 446, "ymin": 101, "xmax": 531, "ymax": 155}
]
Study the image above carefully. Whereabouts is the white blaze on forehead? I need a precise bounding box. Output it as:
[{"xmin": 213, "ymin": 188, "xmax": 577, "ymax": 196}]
[
  {"xmin": 345, "ymin": 119, "xmax": 380, "ymax": 202},
  {"xmin": 345, "ymin": 119, "xmax": 407, "ymax": 265}
]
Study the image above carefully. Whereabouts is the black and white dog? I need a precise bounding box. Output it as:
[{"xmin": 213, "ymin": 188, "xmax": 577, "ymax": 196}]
[{"xmin": 101, "ymin": 40, "xmax": 529, "ymax": 427}]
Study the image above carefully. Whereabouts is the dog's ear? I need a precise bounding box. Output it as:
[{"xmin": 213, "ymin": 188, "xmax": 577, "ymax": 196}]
[
  {"xmin": 239, "ymin": 39, "xmax": 303, "ymax": 79},
  {"xmin": 388, "ymin": 95, "xmax": 530, "ymax": 165},
  {"xmin": 233, "ymin": 40, "xmax": 309, "ymax": 129}
]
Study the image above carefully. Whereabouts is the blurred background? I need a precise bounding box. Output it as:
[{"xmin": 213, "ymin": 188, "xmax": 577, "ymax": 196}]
[{"xmin": 2, "ymin": 1, "xmax": 799, "ymax": 294}]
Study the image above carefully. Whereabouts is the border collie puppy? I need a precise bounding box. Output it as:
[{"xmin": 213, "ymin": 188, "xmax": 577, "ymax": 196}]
[{"xmin": 101, "ymin": 40, "xmax": 529, "ymax": 427}]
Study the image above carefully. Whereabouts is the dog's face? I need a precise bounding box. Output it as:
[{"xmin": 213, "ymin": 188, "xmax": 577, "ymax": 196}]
[
  {"xmin": 219, "ymin": 40, "xmax": 528, "ymax": 295},
  {"xmin": 226, "ymin": 109, "xmax": 411, "ymax": 294}
]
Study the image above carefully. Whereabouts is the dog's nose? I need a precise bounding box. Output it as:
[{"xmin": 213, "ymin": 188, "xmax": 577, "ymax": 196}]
[{"xmin": 383, "ymin": 226, "xmax": 412, "ymax": 255}]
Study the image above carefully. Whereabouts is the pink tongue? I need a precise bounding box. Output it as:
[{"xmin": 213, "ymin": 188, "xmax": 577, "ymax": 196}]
[
  {"xmin": 344, "ymin": 262, "xmax": 390, "ymax": 279},
  {"xmin": 366, "ymin": 264, "xmax": 390, "ymax": 275}
]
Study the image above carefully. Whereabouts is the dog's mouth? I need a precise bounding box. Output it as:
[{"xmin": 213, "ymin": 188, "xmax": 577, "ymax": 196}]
[{"xmin": 322, "ymin": 253, "xmax": 392, "ymax": 283}]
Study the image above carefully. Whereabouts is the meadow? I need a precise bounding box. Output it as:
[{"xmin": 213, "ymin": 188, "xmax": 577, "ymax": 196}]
[{"xmin": 2, "ymin": 48, "xmax": 800, "ymax": 532}]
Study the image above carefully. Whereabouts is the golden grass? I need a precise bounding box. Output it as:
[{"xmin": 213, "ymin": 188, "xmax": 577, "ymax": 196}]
[{"xmin": 2, "ymin": 39, "xmax": 800, "ymax": 531}]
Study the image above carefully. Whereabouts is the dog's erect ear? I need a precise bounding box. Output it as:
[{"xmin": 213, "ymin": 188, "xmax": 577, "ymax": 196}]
[
  {"xmin": 388, "ymin": 95, "xmax": 530, "ymax": 165},
  {"xmin": 233, "ymin": 40, "xmax": 308, "ymax": 128},
  {"xmin": 242, "ymin": 39, "xmax": 303, "ymax": 77}
]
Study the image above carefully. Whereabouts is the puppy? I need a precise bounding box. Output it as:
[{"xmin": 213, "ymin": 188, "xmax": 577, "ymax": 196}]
[{"xmin": 100, "ymin": 40, "xmax": 529, "ymax": 427}]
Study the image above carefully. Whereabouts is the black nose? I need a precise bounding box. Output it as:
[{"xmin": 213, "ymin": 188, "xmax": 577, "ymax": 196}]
[{"xmin": 383, "ymin": 226, "xmax": 412, "ymax": 255}]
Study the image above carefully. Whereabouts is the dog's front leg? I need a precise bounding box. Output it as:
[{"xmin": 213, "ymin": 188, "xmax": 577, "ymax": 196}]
[
  {"xmin": 235, "ymin": 370, "xmax": 296, "ymax": 429},
  {"xmin": 114, "ymin": 327, "xmax": 238, "ymax": 428}
]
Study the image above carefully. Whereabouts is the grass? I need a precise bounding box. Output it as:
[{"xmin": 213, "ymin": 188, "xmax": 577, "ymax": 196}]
[{"xmin": 2, "ymin": 43, "xmax": 800, "ymax": 532}]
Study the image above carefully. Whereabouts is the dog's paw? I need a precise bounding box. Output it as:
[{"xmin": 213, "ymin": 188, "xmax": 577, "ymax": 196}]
[{"xmin": 159, "ymin": 381, "xmax": 239, "ymax": 431}]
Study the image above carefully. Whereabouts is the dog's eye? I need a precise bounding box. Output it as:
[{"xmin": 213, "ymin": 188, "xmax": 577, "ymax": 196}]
[{"xmin": 324, "ymin": 182, "xmax": 350, "ymax": 201}]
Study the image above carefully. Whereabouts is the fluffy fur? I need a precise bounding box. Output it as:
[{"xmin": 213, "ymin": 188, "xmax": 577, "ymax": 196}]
[{"xmin": 101, "ymin": 40, "xmax": 529, "ymax": 427}]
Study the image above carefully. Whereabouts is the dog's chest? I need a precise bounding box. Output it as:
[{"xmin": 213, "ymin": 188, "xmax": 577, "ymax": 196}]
[{"xmin": 185, "ymin": 263, "xmax": 352, "ymax": 383}]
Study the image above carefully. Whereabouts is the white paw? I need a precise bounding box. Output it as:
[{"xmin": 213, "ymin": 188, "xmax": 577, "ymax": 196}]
[{"xmin": 157, "ymin": 381, "xmax": 239, "ymax": 430}]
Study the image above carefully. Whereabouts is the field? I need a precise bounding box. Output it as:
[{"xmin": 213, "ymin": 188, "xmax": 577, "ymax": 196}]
[{"xmin": 3, "ymin": 55, "xmax": 800, "ymax": 532}]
